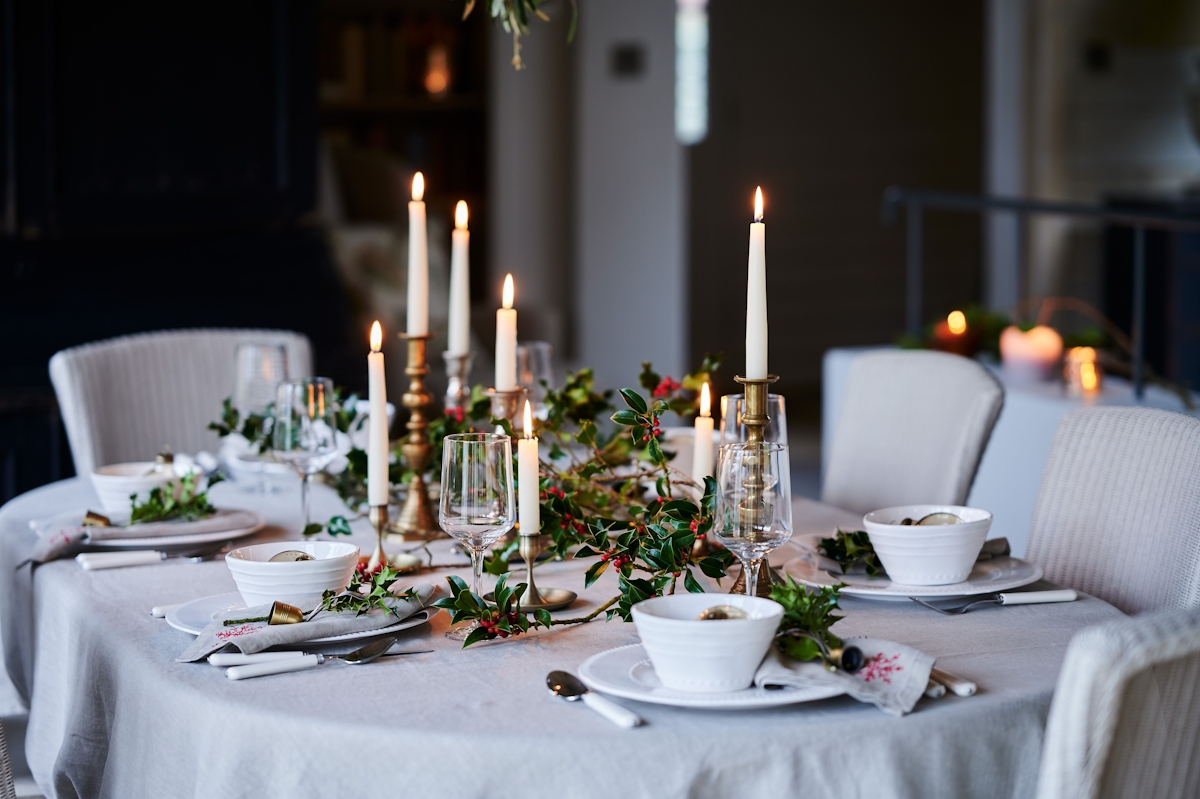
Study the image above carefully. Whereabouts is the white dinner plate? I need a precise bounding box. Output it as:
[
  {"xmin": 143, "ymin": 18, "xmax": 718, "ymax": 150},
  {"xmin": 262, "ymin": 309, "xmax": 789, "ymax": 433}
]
[
  {"xmin": 32, "ymin": 508, "xmax": 266, "ymax": 550},
  {"xmin": 165, "ymin": 591, "xmax": 437, "ymax": 644},
  {"xmin": 782, "ymin": 555, "xmax": 1042, "ymax": 601},
  {"xmin": 577, "ymin": 644, "xmax": 845, "ymax": 710}
]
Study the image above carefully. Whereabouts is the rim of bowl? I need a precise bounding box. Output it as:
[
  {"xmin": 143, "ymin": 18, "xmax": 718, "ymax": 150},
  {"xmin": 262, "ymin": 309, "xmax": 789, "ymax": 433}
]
[
  {"xmin": 93, "ymin": 463, "xmax": 167, "ymax": 478},
  {"xmin": 226, "ymin": 541, "xmax": 360, "ymax": 563},
  {"xmin": 864, "ymin": 505, "xmax": 992, "ymax": 527},
  {"xmin": 632, "ymin": 593, "xmax": 783, "ymax": 623}
]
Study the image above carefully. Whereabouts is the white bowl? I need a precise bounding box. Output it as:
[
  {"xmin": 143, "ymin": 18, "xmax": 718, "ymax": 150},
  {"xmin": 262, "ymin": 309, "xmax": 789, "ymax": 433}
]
[
  {"xmin": 225, "ymin": 541, "xmax": 360, "ymax": 607},
  {"xmin": 91, "ymin": 463, "xmax": 176, "ymax": 515},
  {"xmin": 631, "ymin": 593, "xmax": 782, "ymax": 693},
  {"xmin": 863, "ymin": 505, "xmax": 993, "ymax": 586}
]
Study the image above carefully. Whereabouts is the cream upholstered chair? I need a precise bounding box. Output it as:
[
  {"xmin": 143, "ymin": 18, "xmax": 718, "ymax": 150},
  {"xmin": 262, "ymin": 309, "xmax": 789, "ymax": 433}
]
[
  {"xmin": 1036, "ymin": 605, "xmax": 1200, "ymax": 799},
  {"xmin": 1026, "ymin": 407, "xmax": 1200, "ymax": 615},
  {"xmin": 50, "ymin": 328, "xmax": 312, "ymax": 476},
  {"xmin": 821, "ymin": 350, "xmax": 1004, "ymax": 515},
  {"xmin": 0, "ymin": 718, "xmax": 14, "ymax": 799}
]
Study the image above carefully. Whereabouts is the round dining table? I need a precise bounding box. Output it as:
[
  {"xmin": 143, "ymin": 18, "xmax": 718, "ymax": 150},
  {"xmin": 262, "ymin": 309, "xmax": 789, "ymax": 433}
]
[{"xmin": 0, "ymin": 477, "xmax": 1123, "ymax": 799}]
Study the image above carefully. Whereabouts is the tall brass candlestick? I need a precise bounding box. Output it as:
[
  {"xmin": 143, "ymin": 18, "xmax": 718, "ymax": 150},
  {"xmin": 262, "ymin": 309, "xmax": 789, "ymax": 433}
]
[
  {"xmin": 391, "ymin": 333, "xmax": 444, "ymax": 540},
  {"xmin": 728, "ymin": 374, "xmax": 783, "ymax": 597}
]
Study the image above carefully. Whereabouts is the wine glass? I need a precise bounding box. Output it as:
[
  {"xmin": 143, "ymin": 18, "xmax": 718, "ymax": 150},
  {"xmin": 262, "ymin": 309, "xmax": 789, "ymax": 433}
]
[
  {"xmin": 714, "ymin": 442, "xmax": 792, "ymax": 597},
  {"xmin": 272, "ymin": 378, "xmax": 340, "ymax": 531},
  {"xmin": 517, "ymin": 341, "xmax": 554, "ymax": 417},
  {"xmin": 718, "ymin": 393, "xmax": 788, "ymax": 445},
  {"xmin": 235, "ymin": 343, "xmax": 288, "ymax": 419},
  {"xmin": 440, "ymin": 433, "xmax": 516, "ymax": 640}
]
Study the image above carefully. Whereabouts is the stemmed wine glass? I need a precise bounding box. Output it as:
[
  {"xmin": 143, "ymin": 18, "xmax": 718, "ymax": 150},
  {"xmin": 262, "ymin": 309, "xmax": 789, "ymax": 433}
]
[
  {"xmin": 234, "ymin": 343, "xmax": 288, "ymax": 492},
  {"xmin": 440, "ymin": 433, "xmax": 516, "ymax": 641},
  {"xmin": 714, "ymin": 441, "xmax": 792, "ymax": 597},
  {"xmin": 272, "ymin": 378, "xmax": 340, "ymax": 531}
]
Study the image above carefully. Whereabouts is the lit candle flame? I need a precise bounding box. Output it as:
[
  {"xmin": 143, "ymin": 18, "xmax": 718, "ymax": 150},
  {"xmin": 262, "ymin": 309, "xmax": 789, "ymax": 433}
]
[
  {"xmin": 524, "ymin": 400, "xmax": 534, "ymax": 438},
  {"xmin": 370, "ymin": 321, "xmax": 382, "ymax": 352},
  {"xmin": 455, "ymin": 200, "xmax": 468, "ymax": 230},
  {"xmin": 1081, "ymin": 361, "xmax": 1098, "ymax": 391},
  {"xmin": 947, "ymin": 310, "xmax": 967, "ymax": 335},
  {"xmin": 699, "ymin": 382, "xmax": 711, "ymax": 418},
  {"xmin": 412, "ymin": 172, "xmax": 425, "ymax": 202},
  {"xmin": 754, "ymin": 187, "xmax": 764, "ymax": 222},
  {"xmin": 502, "ymin": 274, "xmax": 514, "ymax": 309}
]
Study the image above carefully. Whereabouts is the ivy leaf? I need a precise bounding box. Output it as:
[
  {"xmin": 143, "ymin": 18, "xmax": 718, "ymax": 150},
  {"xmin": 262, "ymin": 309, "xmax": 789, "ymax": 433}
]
[
  {"xmin": 326, "ymin": 516, "xmax": 352, "ymax": 537},
  {"xmin": 618, "ymin": 388, "xmax": 648, "ymax": 414},
  {"xmin": 302, "ymin": 523, "xmax": 323, "ymax": 538}
]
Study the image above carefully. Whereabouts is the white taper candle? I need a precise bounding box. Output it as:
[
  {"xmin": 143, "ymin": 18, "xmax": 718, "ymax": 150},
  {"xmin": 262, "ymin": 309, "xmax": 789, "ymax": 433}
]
[
  {"xmin": 407, "ymin": 172, "xmax": 428, "ymax": 336},
  {"xmin": 746, "ymin": 186, "xmax": 768, "ymax": 379},
  {"xmin": 448, "ymin": 200, "xmax": 471, "ymax": 356},
  {"xmin": 518, "ymin": 401, "xmax": 540, "ymax": 537}
]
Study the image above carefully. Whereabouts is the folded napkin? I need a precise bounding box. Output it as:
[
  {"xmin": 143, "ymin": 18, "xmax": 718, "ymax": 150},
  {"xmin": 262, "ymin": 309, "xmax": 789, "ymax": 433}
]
[
  {"xmin": 178, "ymin": 582, "xmax": 441, "ymax": 663},
  {"xmin": 22, "ymin": 509, "xmax": 261, "ymax": 567},
  {"xmin": 806, "ymin": 536, "xmax": 1011, "ymax": 576},
  {"xmin": 754, "ymin": 638, "xmax": 935, "ymax": 716}
]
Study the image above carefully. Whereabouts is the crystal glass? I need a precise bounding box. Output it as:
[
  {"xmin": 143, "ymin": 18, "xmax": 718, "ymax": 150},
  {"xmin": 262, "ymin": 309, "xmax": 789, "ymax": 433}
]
[
  {"xmin": 440, "ymin": 433, "xmax": 516, "ymax": 640},
  {"xmin": 714, "ymin": 442, "xmax": 792, "ymax": 597},
  {"xmin": 272, "ymin": 378, "xmax": 339, "ymax": 530},
  {"xmin": 235, "ymin": 343, "xmax": 288, "ymax": 418},
  {"xmin": 516, "ymin": 341, "xmax": 554, "ymax": 416},
  {"xmin": 719, "ymin": 393, "xmax": 788, "ymax": 445}
]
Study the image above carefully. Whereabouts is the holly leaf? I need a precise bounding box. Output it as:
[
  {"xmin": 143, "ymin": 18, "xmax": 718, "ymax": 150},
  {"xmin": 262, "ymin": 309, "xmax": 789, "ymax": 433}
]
[
  {"xmin": 683, "ymin": 569, "xmax": 705, "ymax": 593},
  {"xmin": 618, "ymin": 388, "xmax": 648, "ymax": 414}
]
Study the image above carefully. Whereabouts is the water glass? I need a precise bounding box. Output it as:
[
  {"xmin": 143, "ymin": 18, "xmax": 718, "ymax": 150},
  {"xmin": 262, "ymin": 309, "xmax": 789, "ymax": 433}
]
[
  {"xmin": 440, "ymin": 433, "xmax": 516, "ymax": 640},
  {"xmin": 272, "ymin": 378, "xmax": 340, "ymax": 530},
  {"xmin": 714, "ymin": 442, "xmax": 792, "ymax": 597},
  {"xmin": 517, "ymin": 341, "xmax": 554, "ymax": 415},
  {"xmin": 235, "ymin": 343, "xmax": 288, "ymax": 418},
  {"xmin": 719, "ymin": 393, "xmax": 788, "ymax": 445}
]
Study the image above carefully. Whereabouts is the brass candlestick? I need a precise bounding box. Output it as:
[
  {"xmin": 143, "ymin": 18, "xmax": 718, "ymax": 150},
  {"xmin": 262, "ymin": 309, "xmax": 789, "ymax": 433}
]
[
  {"xmin": 728, "ymin": 374, "xmax": 785, "ymax": 597},
  {"xmin": 443, "ymin": 351, "xmax": 474, "ymax": 411},
  {"xmin": 390, "ymin": 333, "xmax": 444, "ymax": 541},
  {"xmin": 368, "ymin": 504, "xmax": 389, "ymax": 569},
  {"xmin": 517, "ymin": 533, "xmax": 577, "ymax": 611}
]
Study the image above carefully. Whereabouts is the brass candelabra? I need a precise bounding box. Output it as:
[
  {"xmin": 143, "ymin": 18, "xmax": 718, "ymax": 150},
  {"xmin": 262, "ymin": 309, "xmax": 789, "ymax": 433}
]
[
  {"xmin": 728, "ymin": 374, "xmax": 785, "ymax": 597},
  {"xmin": 389, "ymin": 333, "xmax": 444, "ymax": 541}
]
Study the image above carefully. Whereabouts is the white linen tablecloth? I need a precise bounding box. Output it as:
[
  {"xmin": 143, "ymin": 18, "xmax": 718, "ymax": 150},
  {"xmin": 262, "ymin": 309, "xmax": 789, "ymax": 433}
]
[{"xmin": 1, "ymin": 478, "xmax": 1124, "ymax": 799}]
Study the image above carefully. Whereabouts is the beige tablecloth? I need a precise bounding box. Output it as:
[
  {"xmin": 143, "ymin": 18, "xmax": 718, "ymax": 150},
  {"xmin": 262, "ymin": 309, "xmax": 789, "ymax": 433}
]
[{"xmin": 1, "ymin": 478, "xmax": 1124, "ymax": 799}]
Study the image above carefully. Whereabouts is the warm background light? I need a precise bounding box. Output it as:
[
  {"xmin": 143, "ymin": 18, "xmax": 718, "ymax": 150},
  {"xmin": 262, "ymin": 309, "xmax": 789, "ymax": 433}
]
[
  {"xmin": 524, "ymin": 400, "xmax": 534, "ymax": 436},
  {"xmin": 369, "ymin": 320, "xmax": 382, "ymax": 351},
  {"xmin": 754, "ymin": 186, "xmax": 764, "ymax": 222},
  {"xmin": 424, "ymin": 44, "xmax": 450, "ymax": 96},
  {"xmin": 1081, "ymin": 361, "xmax": 1098, "ymax": 391},
  {"xmin": 699, "ymin": 382, "xmax": 711, "ymax": 417},
  {"xmin": 502, "ymin": 273, "xmax": 515, "ymax": 309},
  {"xmin": 947, "ymin": 310, "xmax": 967, "ymax": 335},
  {"xmin": 455, "ymin": 200, "xmax": 469, "ymax": 230},
  {"xmin": 412, "ymin": 171, "xmax": 425, "ymax": 202}
]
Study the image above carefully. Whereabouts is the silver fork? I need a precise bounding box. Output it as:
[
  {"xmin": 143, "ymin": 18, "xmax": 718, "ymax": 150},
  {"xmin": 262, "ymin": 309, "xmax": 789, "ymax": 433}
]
[{"xmin": 909, "ymin": 589, "xmax": 1077, "ymax": 615}]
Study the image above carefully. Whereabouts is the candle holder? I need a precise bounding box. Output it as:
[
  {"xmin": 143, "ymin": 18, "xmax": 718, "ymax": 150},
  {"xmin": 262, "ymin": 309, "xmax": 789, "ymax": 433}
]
[
  {"xmin": 486, "ymin": 387, "xmax": 527, "ymax": 431},
  {"xmin": 516, "ymin": 533, "xmax": 577, "ymax": 611},
  {"xmin": 728, "ymin": 374, "xmax": 786, "ymax": 598},
  {"xmin": 443, "ymin": 351, "xmax": 474, "ymax": 411},
  {"xmin": 368, "ymin": 504, "xmax": 389, "ymax": 569},
  {"xmin": 389, "ymin": 333, "xmax": 445, "ymax": 541}
]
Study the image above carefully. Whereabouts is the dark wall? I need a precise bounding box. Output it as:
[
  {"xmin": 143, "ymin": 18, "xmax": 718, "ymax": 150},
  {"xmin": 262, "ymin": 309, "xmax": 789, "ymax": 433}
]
[
  {"xmin": 689, "ymin": 0, "xmax": 985, "ymax": 396},
  {"xmin": 0, "ymin": 0, "xmax": 359, "ymax": 499}
]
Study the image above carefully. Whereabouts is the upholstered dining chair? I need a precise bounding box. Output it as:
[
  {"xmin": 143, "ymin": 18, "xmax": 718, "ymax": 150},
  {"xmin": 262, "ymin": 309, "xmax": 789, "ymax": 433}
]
[
  {"xmin": 1036, "ymin": 604, "xmax": 1200, "ymax": 799},
  {"xmin": 1025, "ymin": 407, "xmax": 1200, "ymax": 615},
  {"xmin": 821, "ymin": 350, "xmax": 1005, "ymax": 515},
  {"xmin": 0, "ymin": 718, "xmax": 14, "ymax": 799},
  {"xmin": 50, "ymin": 328, "xmax": 312, "ymax": 476}
]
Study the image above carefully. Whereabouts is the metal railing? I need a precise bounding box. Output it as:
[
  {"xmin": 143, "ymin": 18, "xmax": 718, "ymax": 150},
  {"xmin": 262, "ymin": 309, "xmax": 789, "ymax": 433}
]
[{"xmin": 881, "ymin": 187, "xmax": 1200, "ymax": 398}]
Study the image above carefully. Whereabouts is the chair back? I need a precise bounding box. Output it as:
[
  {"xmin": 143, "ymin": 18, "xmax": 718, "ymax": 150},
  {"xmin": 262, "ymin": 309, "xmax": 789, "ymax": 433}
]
[
  {"xmin": 0, "ymin": 718, "xmax": 14, "ymax": 799},
  {"xmin": 1037, "ymin": 605, "xmax": 1200, "ymax": 799},
  {"xmin": 821, "ymin": 350, "xmax": 1004, "ymax": 515},
  {"xmin": 50, "ymin": 328, "xmax": 312, "ymax": 476},
  {"xmin": 1027, "ymin": 407, "xmax": 1200, "ymax": 615}
]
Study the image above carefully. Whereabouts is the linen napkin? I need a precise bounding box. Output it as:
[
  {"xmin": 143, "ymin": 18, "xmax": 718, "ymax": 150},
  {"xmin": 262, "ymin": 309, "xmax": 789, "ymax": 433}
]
[
  {"xmin": 754, "ymin": 638, "xmax": 935, "ymax": 716},
  {"xmin": 178, "ymin": 582, "xmax": 441, "ymax": 662},
  {"xmin": 803, "ymin": 536, "xmax": 1011, "ymax": 576},
  {"xmin": 21, "ymin": 509, "xmax": 261, "ymax": 567}
]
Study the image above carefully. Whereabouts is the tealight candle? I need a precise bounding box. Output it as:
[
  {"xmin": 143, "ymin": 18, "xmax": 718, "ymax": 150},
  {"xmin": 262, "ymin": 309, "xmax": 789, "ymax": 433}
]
[
  {"xmin": 495, "ymin": 274, "xmax": 517, "ymax": 391},
  {"xmin": 1064, "ymin": 346, "xmax": 1102, "ymax": 398},
  {"xmin": 691, "ymin": 383, "xmax": 714, "ymax": 482},
  {"xmin": 931, "ymin": 310, "xmax": 974, "ymax": 357},
  {"xmin": 1000, "ymin": 325, "xmax": 1063, "ymax": 381}
]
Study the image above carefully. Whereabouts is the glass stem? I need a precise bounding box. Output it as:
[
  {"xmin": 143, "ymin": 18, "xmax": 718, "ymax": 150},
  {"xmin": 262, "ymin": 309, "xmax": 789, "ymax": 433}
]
[
  {"xmin": 470, "ymin": 547, "xmax": 485, "ymax": 599},
  {"xmin": 743, "ymin": 556, "xmax": 762, "ymax": 597},
  {"xmin": 301, "ymin": 473, "xmax": 312, "ymax": 529}
]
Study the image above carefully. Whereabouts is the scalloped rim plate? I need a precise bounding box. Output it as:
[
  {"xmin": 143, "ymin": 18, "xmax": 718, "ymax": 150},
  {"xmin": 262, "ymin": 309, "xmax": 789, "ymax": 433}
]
[
  {"xmin": 577, "ymin": 644, "xmax": 845, "ymax": 710},
  {"xmin": 782, "ymin": 555, "xmax": 1042, "ymax": 600}
]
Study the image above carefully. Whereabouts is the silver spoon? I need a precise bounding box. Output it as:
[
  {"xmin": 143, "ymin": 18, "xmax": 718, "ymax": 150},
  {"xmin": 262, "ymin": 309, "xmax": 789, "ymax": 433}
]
[{"xmin": 546, "ymin": 671, "xmax": 643, "ymax": 728}]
